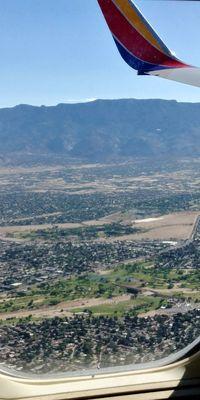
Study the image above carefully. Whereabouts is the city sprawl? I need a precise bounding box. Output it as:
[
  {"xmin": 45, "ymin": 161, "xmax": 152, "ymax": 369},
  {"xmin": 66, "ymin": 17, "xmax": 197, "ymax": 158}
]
[{"xmin": 0, "ymin": 158, "xmax": 199, "ymax": 373}]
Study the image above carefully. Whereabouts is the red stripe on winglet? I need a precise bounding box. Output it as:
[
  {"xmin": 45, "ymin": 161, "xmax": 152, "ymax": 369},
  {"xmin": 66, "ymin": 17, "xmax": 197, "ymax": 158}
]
[{"xmin": 98, "ymin": 0, "xmax": 188, "ymax": 69}]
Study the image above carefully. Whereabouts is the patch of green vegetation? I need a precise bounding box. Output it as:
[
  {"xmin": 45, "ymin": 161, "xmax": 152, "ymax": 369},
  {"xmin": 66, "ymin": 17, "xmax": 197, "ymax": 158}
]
[
  {"xmin": 172, "ymin": 291, "xmax": 200, "ymax": 302},
  {"xmin": 72, "ymin": 295, "xmax": 163, "ymax": 317},
  {"xmin": 0, "ymin": 295, "xmax": 45, "ymax": 313},
  {"xmin": 0, "ymin": 274, "xmax": 124, "ymax": 313},
  {"xmin": 106, "ymin": 261, "xmax": 200, "ymax": 291},
  {"xmin": 1, "ymin": 260, "xmax": 198, "ymax": 316},
  {"xmin": 40, "ymin": 274, "xmax": 124, "ymax": 305},
  {"xmin": 0, "ymin": 315, "xmax": 33, "ymax": 326}
]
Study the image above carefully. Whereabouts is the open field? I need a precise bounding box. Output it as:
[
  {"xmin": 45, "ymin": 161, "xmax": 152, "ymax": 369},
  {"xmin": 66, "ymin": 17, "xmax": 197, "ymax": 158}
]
[{"xmin": 131, "ymin": 211, "xmax": 199, "ymax": 241}]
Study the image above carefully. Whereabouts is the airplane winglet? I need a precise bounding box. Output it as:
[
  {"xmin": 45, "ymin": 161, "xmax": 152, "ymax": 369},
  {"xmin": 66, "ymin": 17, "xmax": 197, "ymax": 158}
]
[{"xmin": 97, "ymin": 0, "xmax": 200, "ymax": 88}]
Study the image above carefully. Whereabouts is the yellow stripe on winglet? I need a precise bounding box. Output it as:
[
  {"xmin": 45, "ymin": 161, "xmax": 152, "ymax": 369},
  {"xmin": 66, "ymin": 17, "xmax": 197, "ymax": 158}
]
[{"xmin": 113, "ymin": 0, "xmax": 163, "ymax": 52}]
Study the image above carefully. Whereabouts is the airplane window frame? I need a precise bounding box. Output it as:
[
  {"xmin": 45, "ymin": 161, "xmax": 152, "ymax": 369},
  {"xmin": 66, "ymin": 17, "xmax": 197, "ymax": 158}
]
[{"xmin": 1, "ymin": 337, "xmax": 200, "ymax": 399}]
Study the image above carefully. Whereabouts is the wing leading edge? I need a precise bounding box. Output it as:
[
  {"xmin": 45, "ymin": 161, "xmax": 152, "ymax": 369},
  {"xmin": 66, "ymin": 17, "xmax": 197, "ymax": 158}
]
[{"xmin": 97, "ymin": 0, "xmax": 200, "ymax": 88}]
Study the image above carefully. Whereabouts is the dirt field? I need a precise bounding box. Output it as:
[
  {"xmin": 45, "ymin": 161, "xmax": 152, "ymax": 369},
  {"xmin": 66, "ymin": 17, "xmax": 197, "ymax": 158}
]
[{"xmin": 132, "ymin": 211, "xmax": 199, "ymax": 241}]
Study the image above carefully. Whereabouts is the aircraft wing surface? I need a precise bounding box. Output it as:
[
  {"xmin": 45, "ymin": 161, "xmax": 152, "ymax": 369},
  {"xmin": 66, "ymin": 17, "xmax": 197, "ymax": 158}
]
[{"xmin": 97, "ymin": 0, "xmax": 200, "ymax": 88}]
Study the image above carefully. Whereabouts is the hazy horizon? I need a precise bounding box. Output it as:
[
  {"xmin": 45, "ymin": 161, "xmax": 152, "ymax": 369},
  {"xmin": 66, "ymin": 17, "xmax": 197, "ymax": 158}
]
[{"xmin": 2, "ymin": 97, "xmax": 200, "ymax": 110}]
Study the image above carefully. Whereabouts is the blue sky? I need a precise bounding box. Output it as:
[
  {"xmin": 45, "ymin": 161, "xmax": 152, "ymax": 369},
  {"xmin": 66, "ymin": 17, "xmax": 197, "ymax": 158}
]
[{"xmin": 0, "ymin": 0, "xmax": 200, "ymax": 107}]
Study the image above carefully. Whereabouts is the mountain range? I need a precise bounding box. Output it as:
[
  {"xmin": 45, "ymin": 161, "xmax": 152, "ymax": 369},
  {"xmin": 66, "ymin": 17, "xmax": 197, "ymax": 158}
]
[{"xmin": 0, "ymin": 99, "xmax": 200, "ymax": 161}]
